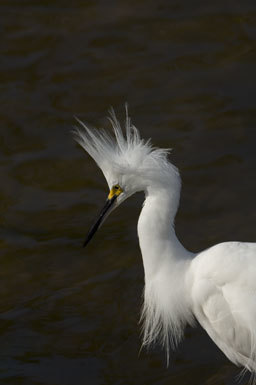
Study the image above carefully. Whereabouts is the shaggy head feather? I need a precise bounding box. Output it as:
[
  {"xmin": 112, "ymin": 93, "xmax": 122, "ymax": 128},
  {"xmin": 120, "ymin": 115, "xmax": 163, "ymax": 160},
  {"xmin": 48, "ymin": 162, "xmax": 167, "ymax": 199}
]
[{"xmin": 73, "ymin": 108, "xmax": 180, "ymax": 197}]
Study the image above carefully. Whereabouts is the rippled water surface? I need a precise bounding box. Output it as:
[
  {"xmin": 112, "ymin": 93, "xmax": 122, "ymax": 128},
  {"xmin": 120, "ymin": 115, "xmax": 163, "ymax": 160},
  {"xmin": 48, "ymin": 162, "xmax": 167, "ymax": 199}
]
[{"xmin": 1, "ymin": 1, "xmax": 256, "ymax": 384}]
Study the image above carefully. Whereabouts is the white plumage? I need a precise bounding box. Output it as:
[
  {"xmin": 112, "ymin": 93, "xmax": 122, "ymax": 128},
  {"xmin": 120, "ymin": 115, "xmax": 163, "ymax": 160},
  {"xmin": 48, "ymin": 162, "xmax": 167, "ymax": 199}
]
[{"xmin": 74, "ymin": 109, "xmax": 256, "ymax": 380}]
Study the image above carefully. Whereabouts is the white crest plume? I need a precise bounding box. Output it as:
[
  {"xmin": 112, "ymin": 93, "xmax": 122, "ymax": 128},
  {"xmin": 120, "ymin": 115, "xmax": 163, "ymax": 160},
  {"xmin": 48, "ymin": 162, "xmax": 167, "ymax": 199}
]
[{"xmin": 73, "ymin": 107, "xmax": 178, "ymax": 190}]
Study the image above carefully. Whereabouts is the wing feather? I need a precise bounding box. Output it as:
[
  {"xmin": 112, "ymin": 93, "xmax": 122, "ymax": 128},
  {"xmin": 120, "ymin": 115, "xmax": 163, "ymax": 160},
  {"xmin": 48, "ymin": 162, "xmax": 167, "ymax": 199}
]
[{"xmin": 191, "ymin": 241, "xmax": 256, "ymax": 372}]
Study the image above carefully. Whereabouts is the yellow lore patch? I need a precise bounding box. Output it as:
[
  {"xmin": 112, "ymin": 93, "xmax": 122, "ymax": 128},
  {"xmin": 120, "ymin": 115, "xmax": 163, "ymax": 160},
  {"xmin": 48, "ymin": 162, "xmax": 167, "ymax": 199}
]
[{"xmin": 108, "ymin": 184, "xmax": 123, "ymax": 199}]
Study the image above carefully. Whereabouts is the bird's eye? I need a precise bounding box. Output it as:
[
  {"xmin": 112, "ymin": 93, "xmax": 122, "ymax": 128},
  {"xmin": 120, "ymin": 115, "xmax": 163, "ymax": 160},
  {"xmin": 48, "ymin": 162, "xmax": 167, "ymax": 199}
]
[{"xmin": 114, "ymin": 185, "xmax": 119, "ymax": 190}]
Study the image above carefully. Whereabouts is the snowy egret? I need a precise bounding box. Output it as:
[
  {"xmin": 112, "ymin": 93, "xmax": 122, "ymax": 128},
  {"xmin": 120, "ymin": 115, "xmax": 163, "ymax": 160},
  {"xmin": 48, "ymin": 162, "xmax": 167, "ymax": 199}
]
[{"xmin": 74, "ymin": 109, "xmax": 256, "ymax": 378}]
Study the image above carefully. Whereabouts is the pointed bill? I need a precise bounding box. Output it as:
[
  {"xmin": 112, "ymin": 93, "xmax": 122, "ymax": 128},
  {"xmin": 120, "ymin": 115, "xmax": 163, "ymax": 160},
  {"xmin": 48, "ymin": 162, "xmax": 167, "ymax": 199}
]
[{"xmin": 83, "ymin": 185, "xmax": 123, "ymax": 247}]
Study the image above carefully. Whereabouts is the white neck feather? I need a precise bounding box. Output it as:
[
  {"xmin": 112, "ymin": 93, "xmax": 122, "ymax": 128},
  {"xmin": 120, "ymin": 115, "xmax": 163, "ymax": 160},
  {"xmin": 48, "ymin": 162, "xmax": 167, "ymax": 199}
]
[
  {"xmin": 138, "ymin": 182, "xmax": 191, "ymax": 279},
  {"xmin": 137, "ymin": 181, "xmax": 194, "ymax": 360}
]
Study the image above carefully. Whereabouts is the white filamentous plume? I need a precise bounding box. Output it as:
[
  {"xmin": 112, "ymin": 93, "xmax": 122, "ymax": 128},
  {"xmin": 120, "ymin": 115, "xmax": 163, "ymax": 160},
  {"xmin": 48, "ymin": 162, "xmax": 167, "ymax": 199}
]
[{"xmin": 74, "ymin": 108, "xmax": 256, "ymax": 383}]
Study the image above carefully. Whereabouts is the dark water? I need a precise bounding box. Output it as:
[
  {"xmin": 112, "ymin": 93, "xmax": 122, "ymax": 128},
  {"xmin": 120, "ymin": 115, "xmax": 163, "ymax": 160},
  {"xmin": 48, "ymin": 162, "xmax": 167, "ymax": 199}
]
[{"xmin": 1, "ymin": 1, "xmax": 256, "ymax": 384}]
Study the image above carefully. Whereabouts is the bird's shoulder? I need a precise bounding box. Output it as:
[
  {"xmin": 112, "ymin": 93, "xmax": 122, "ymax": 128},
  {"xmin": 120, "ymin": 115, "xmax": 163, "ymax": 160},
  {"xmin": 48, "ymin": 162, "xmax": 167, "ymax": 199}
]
[{"xmin": 190, "ymin": 241, "xmax": 256, "ymax": 288}]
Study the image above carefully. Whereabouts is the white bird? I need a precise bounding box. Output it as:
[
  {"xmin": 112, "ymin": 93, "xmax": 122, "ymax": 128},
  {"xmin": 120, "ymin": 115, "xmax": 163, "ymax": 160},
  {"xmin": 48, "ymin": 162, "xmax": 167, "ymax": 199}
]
[{"xmin": 74, "ymin": 109, "xmax": 256, "ymax": 380}]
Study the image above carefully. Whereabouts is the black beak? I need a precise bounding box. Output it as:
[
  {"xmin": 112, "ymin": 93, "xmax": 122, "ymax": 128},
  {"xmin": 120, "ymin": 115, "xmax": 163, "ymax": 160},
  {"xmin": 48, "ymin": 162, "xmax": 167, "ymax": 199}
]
[{"xmin": 83, "ymin": 195, "xmax": 117, "ymax": 247}]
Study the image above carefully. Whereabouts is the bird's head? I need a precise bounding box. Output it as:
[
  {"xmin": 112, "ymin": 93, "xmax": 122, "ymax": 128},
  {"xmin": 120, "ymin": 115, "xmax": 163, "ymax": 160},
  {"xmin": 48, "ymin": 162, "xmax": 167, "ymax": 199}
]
[{"xmin": 74, "ymin": 108, "xmax": 179, "ymax": 246}]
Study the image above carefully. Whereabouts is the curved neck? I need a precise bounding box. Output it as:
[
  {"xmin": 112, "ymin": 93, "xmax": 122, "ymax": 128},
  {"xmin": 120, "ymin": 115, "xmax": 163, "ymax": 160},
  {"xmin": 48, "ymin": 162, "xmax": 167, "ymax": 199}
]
[{"xmin": 137, "ymin": 183, "xmax": 191, "ymax": 281}]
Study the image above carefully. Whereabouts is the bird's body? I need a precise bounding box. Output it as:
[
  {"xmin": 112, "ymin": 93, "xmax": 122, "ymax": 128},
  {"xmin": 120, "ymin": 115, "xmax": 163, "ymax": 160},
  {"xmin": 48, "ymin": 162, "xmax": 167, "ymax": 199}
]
[
  {"xmin": 191, "ymin": 241, "xmax": 256, "ymax": 372},
  {"xmin": 74, "ymin": 109, "xmax": 256, "ymax": 380}
]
